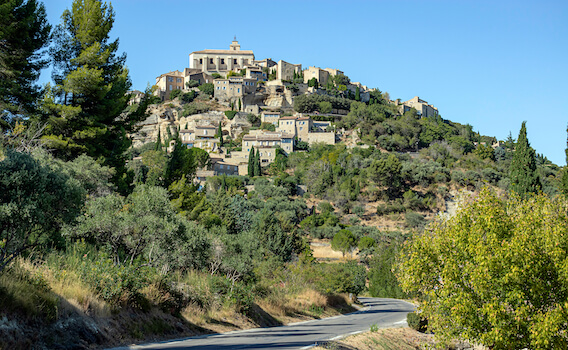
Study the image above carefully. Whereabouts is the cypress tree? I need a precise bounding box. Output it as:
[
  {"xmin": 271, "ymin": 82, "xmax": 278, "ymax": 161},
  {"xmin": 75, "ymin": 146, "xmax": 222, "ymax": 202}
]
[
  {"xmin": 155, "ymin": 129, "xmax": 162, "ymax": 151},
  {"xmin": 238, "ymin": 98, "xmax": 242, "ymax": 111},
  {"xmin": 248, "ymin": 146, "xmax": 255, "ymax": 177},
  {"xmin": 217, "ymin": 123, "xmax": 224, "ymax": 147},
  {"xmin": 561, "ymin": 125, "xmax": 568, "ymax": 196},
  {"xmin": 355, "ymin": 87, "xmax": 361, "ymax": 101},
  {"xmin": 509, "ymin": 121, "xmax": 541, "ymax": 198},
  {"xmin": 254, "ymin": 149, "xmax": 261, "ymax": 176}
]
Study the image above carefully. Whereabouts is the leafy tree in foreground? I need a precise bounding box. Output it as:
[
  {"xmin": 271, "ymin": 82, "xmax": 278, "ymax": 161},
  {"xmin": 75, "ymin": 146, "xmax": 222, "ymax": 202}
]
[
  {"xmin": 509, "ymin": 121, "xmax": 541, "ymax": 198},
  {"xmin": 398, "ymin": 188, "xmax": 568, "ymax": 349},
  {"xmin": 0, "ymin": 151, "xmax": 84, "ymax": 273}
]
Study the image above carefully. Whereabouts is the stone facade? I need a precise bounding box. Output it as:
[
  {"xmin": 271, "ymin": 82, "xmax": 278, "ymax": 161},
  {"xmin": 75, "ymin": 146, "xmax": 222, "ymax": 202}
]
[
  {"xmin": 397, "ymin": 96, "xmax": 439, "ymax": 118},
  {"xmin": 213, "ymin": 76, "xmax": 258, "ymax": 103},
  {"xmin": 155, "ymin": 70, "xmax": 184, "ymax": 100},
  {"xmin": 277, "ymin": 60, "xmax": 302, "ymax": 81},
  {"xmin": 303, "ymin": 66, "xmax": 330, "ymax": 86},
  {"xmin": 261, "ymin": 111, "xmax": 281, "ymax": 125},
  {"xmin": 189, "ymin": 40, "xmax": 255, "ymax": 74}
]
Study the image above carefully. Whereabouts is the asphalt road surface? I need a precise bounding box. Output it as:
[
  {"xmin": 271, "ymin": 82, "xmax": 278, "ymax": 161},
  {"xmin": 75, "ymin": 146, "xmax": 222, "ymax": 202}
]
[{"xmin": 112, "ymin": 297, "xmax": 415, "ymax": 350}]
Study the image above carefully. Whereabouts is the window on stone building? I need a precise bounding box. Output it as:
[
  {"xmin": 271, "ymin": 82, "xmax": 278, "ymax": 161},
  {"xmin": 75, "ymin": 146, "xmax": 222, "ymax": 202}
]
[
  {"xmin": 233, "ymin": 59, "xmax": 237, "ymax": 64},
  {"xmin": 221, "ymin": 59, "xmax": 225, "ymax": 64},
  {"xmin": 199, "ymin": 58, "xmax": 203, "ymax": 64},
  {"xmin": 210, "ymin": 58, "xmax": 213, "ymax": 64}
]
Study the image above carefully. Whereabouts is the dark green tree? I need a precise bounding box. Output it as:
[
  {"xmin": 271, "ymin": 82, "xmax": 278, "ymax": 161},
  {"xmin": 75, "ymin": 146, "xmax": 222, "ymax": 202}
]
[
  {"xmin": 561, "ymin": 124, "xmax": 568, "ymax": 197},
  {"xmin": 248, "ymin": 146, "xmax": 255, "ymax": 177},
  {"xmin": 0, "ymin": 0, "xmax": 51, "ymax": 124},
  {"xmin": 369, "ymin": 154, "xmax": 403, "ymax": 197},
  {"xmin": 254, "ymin": 148, "xmax": 261, "ymax": 176},
  {"xmin": 509, "ymin": 121, "xmax": 541, "ymax": 198},
  {"xmin": 238, "ymin": 98, "xmax": 242, "ymax": 111},
  {"xmin": 41, "ymin": 0, "xmax": 149, "ymax": 192},
  {"xmin": 355, "ymin": 86, "xmax": 360, "ymax": 101},
  {"xmin": 164, "ymin": 135, "xmax": 196, "ymax": 187},
  {"xmin": 155, "ymin": 129, "xmax": 162, "ymax": 151},
  {"xmin": 217, "ymin": 123, "xmax": 224, "ymax": 147}
]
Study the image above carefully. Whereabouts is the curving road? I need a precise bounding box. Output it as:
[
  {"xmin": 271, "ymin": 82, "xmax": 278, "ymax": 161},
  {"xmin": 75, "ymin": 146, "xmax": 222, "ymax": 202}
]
[{"xmin": 111, "ymin": 297, "xmax": 415, "ymax": 350}]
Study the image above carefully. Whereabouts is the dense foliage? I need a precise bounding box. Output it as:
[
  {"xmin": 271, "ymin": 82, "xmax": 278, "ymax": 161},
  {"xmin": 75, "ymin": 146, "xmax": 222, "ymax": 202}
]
[{"xmin": 398, "ymin": 189, "xmax": 568, "ymax": 348}]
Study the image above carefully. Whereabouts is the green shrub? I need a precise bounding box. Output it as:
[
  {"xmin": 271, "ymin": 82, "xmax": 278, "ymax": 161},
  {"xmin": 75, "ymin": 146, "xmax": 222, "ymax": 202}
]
[
  {"xmin": 225, "ymin": 110, "xmax": 238, "ymax": 120},
  {"xmin": 405, "ymin": 212, "xmax": 426, "ymax": 229},
  {"xmin": 407, "ymin": 312, "xmax": 427, "ymax": 332},
  {"xmin": 78, "ymin": 252, "xmax": 149, "ymax": 306},
  {"xmin": 169, "ymin": 89, "xmax": 182, "ymax": 100},
  {"xmin": 376, "ymin": 203, "xmax": 405, "ymax": 215}
]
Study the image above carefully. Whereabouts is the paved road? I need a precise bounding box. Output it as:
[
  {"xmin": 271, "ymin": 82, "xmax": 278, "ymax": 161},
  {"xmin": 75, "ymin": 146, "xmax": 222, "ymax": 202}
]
[{"xmin": 112, "ymin": 298, "xmax": 414, "ymax": 350}]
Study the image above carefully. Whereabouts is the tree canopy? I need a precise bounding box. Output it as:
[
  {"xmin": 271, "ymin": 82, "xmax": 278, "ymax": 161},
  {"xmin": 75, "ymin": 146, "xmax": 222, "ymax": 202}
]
[{"xmin": 398, "ymin": 189, "xmax": 568, "ymax": 349}]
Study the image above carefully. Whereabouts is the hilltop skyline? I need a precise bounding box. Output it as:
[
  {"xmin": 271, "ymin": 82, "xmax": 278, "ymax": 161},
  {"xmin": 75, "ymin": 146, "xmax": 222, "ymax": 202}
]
[{"xmin": 41, "ymin": 0, "xmax": 568, "ymax": 165}]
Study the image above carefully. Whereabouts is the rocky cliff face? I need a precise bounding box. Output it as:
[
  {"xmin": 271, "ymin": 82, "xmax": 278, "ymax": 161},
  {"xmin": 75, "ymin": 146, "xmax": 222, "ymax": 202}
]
[{"xmin": 130, "ymin": 100, "xmax": 252, "ymax": 148}]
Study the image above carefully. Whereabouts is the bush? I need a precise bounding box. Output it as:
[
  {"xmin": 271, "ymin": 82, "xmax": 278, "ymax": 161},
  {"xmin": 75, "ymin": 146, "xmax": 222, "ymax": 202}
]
[
  {"xmin": 225, "ymin": 110, "xmax": 238, "ymax": 120},
  {"xmin": 407, "ymin": 312, "xmax": 427, "ymax": 332},
  {"xmin": 405, "ymin": 212, "xmax": 426, "ymax": 229},
  {"xmin": 198, "ymin": 83, "xmax": 214, "ymax": 96},
  {"xmin": 169, "ymin": 89, "xmax": 182, "ymax": 100},
  {"xmin": 376, "ymin": 203, "xmax": 405, "ymax": 216}
]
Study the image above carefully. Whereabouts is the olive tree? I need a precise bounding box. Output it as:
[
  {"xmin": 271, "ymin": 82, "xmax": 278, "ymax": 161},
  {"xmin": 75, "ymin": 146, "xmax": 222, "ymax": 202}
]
[{"xmin": 0, "ymin": 151, "xmax": 84, "ymax": 272}]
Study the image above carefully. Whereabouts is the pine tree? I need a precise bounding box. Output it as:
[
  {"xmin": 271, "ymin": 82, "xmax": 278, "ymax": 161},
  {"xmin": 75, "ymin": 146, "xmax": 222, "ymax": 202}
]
[
  {"xmin": 509, "ymin": 121, "xmax": 541, "ymax": 198},
  {"xmin": 248, "ymin": 146, "xmax": 255, "ymax": 177},
  {"xmin": 0, "ymin": 0, "xmax": 51, "ymax": 123},
  {"xmin": 41, "ymin": 0, "xmax": 146, "ymax": 174},
  {"xmin": 254, "ymin": 149, "xmax": 261, "ymax": 176}
]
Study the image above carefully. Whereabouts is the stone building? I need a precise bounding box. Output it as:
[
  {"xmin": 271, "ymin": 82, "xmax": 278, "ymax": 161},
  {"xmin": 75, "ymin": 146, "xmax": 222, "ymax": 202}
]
[
  {"xmin": 276, "ymin": 60, "xmax": 302, "ymax": 81},
  {"xmin": 213, "ymin": 76, "xmax": 258, "ymax": 103},
  {"xmin": 303, "ymin": 66, "xmax": 330, "ymax": 86},
  {"xmin": 155, "ymin": 70, "xmax": 184, "ymax": 100},
  {"xmin": 242, "ymin": 129, "xmax": 295, "ymax": 161},
  {"xmin": 396, "ymin": 96, "xmax": 439, "ymax": 118},
  {"xmin": 189, "ymin": 39, "xmax": 255, "ymax": 74},
  {"xmin": 260, "ymin": 111, "xmax": 281, "ymax": 126},
  {"xmin": 276, "ymin": 115, "xmax": 335, "ymax": 145},
  {"xmin": 180, "ymin": 125, "xmax": 220, "ymax": 152}
]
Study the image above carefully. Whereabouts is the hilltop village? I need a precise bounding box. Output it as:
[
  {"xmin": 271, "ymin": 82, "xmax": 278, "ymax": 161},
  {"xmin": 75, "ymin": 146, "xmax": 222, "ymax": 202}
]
[{"xmin": 129, "ymin": 39, "xmax": 440, "ymax": 180}]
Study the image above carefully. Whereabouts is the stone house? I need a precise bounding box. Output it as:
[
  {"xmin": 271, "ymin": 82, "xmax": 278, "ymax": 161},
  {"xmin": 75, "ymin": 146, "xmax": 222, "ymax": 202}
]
[
  {"xmin": 180, "ymin": 125, "xmax": 220, "ymax": 152},
  {"xmin": 303, "ymin": 66, "xmax": 330, "ymax": 86},
  {"xmin": 260, "ymin": 111, "xmax": 281, "ymax": 126},
  {"xmin": 396, "ymin": 96, "xmax": 439, "ymax": 118},
  {"xmin": 155, "ymin": 70, "xmax": 184, "ymax": 100},
  {"xmin": 276, "ymin": 60, "xmax": 302, "ymax": 81},
  {"xmin": 213, "ymin": 76, "xmax": 258, "ymax": 103}
]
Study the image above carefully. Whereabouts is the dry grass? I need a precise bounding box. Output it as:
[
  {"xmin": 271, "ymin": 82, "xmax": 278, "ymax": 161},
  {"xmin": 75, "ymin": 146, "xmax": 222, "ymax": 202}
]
[{"xmin": 312, "ymin": 327, "xmax": 436, "ymax": 350}]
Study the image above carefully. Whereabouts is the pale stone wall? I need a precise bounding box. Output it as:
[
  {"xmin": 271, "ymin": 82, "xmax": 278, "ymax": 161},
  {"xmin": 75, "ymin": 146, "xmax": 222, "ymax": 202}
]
[
  {"xmin": 213, "ymin": 77, "xmax": 257, "ymax": 102},
  {"xmin": 307, "ymin": 132, "xmax": 336, "ymax": 145},
  {"xmin": 277, "ymin": 60, "xmax": 302, "ymax": 81},
  {"xmin": 261, "ymin": 111, "xmax": 280, "ymax": 125},
  {"xmin": 155, "ymin": 70, "xmax": 184, "ymax": 100},
  {"xmin": 303, "ymin": 66, "xmax": 330, "ymax": 86},
  {"xmin": 401, "ymin": 96, "xmax": 439, "ymax": 118}
]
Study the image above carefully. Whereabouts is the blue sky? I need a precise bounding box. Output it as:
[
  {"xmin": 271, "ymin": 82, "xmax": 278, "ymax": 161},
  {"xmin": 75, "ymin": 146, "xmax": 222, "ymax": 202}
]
[{"xmin": 41, "ymin": 0, "xmax": 568, "ymax": 165}]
